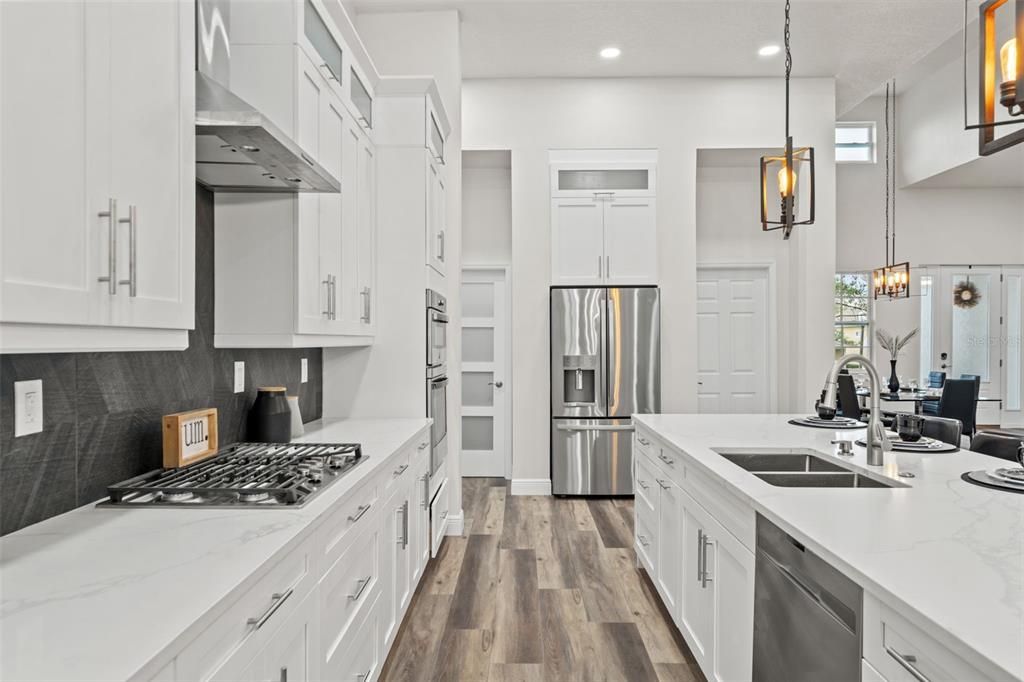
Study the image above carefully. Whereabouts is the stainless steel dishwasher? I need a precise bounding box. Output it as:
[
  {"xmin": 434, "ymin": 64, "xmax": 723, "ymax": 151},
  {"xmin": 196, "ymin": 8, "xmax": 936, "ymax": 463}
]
[{"xmin": 753, "ymin": 514, "xmax": 863, "ymax": 682}]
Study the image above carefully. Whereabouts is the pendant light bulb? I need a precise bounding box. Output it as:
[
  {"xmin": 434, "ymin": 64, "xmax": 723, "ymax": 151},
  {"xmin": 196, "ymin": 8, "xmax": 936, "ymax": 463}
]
[
  {"xmin": 777, "ymin": 164, "xmax": 797, "ymax": 198},
  {"xmin": 1001, "ymin": 38, "xmax": 1018, "ymax": 84}
]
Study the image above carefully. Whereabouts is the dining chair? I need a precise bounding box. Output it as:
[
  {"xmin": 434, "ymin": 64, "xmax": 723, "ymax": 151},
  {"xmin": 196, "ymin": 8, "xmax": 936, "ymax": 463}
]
[
  {"xmin": 938, "ymin": 379, "xmax": 979, "ymax": 443},
  {"xmin": 970, "ymin": 431, "xmax": 1024, "ymax": 463},
  {"xmin": 921, "ymin": 371, "xmax": 945, "ymax": 416},
  {"xmin": 837, "ymin": 374, "xmax": 867, "ymax": 421},
  {"xmin": 920, "ymin": 416, "xmax": 962, "ymax": 447},
  {"xmin": 960, "ymin": 374, "xmax": 982, "ymax": 399}
]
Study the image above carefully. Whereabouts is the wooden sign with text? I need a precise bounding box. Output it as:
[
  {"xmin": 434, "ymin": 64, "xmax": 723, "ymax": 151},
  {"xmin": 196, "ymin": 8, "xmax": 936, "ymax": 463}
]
[{"xmin": 162, "ymin": 408, "xmax": 219, "ymax": 468}]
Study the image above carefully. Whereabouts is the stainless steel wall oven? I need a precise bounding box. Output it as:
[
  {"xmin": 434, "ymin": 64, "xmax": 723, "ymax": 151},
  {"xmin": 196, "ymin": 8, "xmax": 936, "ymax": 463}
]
[{"xmin": 426, "ymin": 290, "xmax": 448, "ymax": 478}]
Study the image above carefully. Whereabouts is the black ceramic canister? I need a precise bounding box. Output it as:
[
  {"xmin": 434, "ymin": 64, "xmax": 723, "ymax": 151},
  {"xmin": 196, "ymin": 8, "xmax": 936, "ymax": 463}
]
[{"xmin": 247, "ymin": 386, "xmax": 292, "ymax": 443}]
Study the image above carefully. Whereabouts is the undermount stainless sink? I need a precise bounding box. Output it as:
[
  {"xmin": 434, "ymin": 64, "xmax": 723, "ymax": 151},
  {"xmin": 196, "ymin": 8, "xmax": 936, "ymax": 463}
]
[{"xmin": 712, "ymin": 448, "xmax": 906, "ymax": 489}]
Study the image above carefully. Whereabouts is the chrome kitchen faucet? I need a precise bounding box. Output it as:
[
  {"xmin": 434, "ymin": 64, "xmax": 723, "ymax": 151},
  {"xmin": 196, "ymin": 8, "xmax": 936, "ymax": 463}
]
[{"xmin": 819, "ymin": 354, "xmax": 892, "ymax": 466}]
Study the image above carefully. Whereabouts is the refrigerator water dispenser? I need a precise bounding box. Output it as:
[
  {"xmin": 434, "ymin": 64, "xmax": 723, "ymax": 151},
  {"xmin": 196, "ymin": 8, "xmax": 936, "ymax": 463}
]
[{"xmin": 562, "ymin": 355, "xmax": 598, "ymax": 405}]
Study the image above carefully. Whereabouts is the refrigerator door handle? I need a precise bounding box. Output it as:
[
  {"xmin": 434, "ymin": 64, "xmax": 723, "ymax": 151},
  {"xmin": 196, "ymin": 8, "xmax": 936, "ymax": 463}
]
[{"xmin": 555, "ymin": 423, "xmax": 635, "ymax": 432}]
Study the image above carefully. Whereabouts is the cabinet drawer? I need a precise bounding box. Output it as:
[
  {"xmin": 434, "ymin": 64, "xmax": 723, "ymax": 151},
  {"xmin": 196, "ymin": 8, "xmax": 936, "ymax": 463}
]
[
  {"xmin": 635, "ymin": 452, "xmax": 658, "ymax": 513},
  {"xmin": 177, "ymin": 535, "xmax": 315, "ymax": 681},
  {"xmin": 320, "ymin": 524, "xmax": 379, "ymax": 665},
  {"xmin": 682, "ymin": 459, "xmax": 755, "ymax": 552},
  {"xmin": 635, "ymin": 507, "xmax": 656, "ymax": 573},
  {"xmin": 318, "ymin": 476, "xmax": 379, "ymax": 569},
  {"xmin": 324, "ymin": 591, "xmax": 381, "ymax": 682},
  {"xmin": 384, "ymin": 446, "xmax": 413, "ymax": 494},
  {"xmin": 864, "ymin": 595, "xmax": 996, "ymax": 682}
]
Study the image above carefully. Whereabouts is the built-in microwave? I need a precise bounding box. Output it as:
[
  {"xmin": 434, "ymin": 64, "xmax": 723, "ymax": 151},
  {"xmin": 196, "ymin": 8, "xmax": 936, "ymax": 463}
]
[{"xmin": 426, "ymin": 289, "xmax": 448, "ymax": 372}]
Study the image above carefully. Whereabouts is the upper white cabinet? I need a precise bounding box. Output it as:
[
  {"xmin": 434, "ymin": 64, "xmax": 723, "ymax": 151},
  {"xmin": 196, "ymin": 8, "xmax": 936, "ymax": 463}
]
[
  {"xmin": 374, "ymin": 79, "xmax": 451, "ymax": 279},
  {"xmin": 0, "ymin": 0, "xmax": 195, "ymax": 353},
  {"xmin": 549, "ymin": 150, "xmax": 657, "ymax": 287},
  {"xmin": 214, "ymin": 6, "xmax": 377, "ymax": 348}
]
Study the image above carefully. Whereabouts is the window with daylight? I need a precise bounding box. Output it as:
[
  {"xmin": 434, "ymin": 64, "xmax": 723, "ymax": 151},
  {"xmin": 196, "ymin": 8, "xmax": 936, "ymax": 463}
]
[
  {"xmin": 835, "ymin": 122, "xmax": 876, "ymax": 163},
  {"xmin": 835, "ymin": 273, "xmax": 871, "ymax": 363}
]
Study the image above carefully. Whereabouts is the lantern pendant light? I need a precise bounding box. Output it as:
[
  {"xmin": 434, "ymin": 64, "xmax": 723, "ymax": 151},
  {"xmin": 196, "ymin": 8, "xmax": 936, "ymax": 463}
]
[
  {"xmin": 760, "ymin": 0, "xmax": 815, "ymax": 239},
  {"xmin": 873, "ymin": 82, "xmax": 910, "ymax": 300},
  {"xmin": 964, "ymin": 0, "xmax": 1024, "ymax": 156}
]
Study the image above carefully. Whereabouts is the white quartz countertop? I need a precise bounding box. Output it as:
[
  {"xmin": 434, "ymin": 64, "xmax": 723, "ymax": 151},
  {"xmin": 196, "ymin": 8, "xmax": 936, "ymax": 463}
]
[
  {"xmin": 634, "ymin": 414, "xmax": 1024, "ymax": 682},
  {"xmin": 0, "ymin": 418, "xmax": 430, "ymax": 682}
]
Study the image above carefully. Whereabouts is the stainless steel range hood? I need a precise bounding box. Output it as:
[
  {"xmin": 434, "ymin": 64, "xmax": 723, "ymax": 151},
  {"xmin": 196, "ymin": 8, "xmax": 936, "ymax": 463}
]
[
  {"xmin": 194, "ymin": 0, "xmax": 339, "ymax": 193},
  {"xmin": 196, "ymin": 73, "xmax": 340, "ymax": 193}
]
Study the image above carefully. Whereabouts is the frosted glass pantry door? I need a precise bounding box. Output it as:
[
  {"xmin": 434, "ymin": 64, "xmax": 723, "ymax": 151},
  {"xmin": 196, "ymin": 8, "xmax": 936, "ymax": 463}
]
[{"xmin": 460, "ymin": 268, "xmax": 510, "ymax": 478}]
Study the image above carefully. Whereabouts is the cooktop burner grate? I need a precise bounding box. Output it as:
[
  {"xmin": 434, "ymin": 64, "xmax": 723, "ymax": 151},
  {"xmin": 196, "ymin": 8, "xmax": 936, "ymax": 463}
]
[{"xmin": 100, "ymin": 442, "xmax": 364, "ymax": 508}]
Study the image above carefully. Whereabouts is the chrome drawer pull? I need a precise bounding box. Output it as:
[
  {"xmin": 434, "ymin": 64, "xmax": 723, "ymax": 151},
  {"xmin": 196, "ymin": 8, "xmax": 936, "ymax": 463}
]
[
  {"xmin": 97, "ymin": 198, "xmax": 118, "ymax": 294},
  {"xmin": 246, "ymin": 587, "xmax": 294, "ymax": 630},
  {"xmin": 697, "ymin": 529, "xmax": 705, "ymax": 583},
  {"xmin": 886, "ymin": 647, "xmax": 930, "ymax": 682},
  {"xmin": 637, "ymin": 479, "xmax": 649, "ymax": 490},
  {"xmin": 701, "ymin": 534, "xmax": 714, "ymax": 588},
  {"xmin": 418, "ymin": 441, "xmax": 429, "ymax": 450},
  {"xmin": 355, "ymin": 669, "xmax": 372, "ymax": 681},
  {"xmin": 393, "ymin": 464, "xmax": 409, "ymax": 477},
  {"xmin": 638, "ymin": 436, "xmax": 650, "ymax": 445},
  {"xmin": 117, "ymin": 205, "xmax": 137, "ymax": 297},
  {"xmin": 348, "ymin": 575, "xmax": 372, "ymax": 601},
  {"xmin": 638, "ymin": 534, "xmax": 650, "ymax": 547},
  {"xmin": 347, "ymin": 503, "xmax": 371, "ymax": 523},
  {"xmin": 655, "ymin": 479, "xmax": 669, "ymax": 490}
]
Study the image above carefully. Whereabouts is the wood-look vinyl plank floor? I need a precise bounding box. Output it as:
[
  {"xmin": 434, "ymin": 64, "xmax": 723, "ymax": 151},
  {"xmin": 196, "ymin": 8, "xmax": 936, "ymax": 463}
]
[{"xmin": 381, "ymin": 479, "xmax": 705, "ymax": 682}]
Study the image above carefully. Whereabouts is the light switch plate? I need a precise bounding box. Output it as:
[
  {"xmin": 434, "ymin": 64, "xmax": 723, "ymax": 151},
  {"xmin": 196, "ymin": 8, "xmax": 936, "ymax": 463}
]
[
  {"xmin": 301, "ymin": 358, "xmax": 308, "ymax": 383},
  {"xmin": 14, "ymin": 379, "xmax": 43, "ymax": 437},
  {"xmin": 234, "ymin": 362, "xmax": 245, "ymax": 393}
]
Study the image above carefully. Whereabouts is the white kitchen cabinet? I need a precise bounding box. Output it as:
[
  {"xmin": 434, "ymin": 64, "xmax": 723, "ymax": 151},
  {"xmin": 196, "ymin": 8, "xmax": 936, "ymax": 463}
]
[
  {"xmin": 411, "ymin": 445, "xmax": 432, "ymax": 587},
  {"xmin": 264, "ymin": 588, "xmax": 320, "ymax": 682},
  {"xmin": 678, "ymin": 495, "xmax": 714, "ymax": 666},
  {"xmin": 215, "ymin": 45, "xmax": 375, "ymax": 348},
  {"xmin": 0, "ymin": 0, "xmax": 194, "ymax": 352},
  {"xmin": 705, "ymin": 512, "xmax": 755, "ymax": 682},
  {"xmin": 426, "ymin": 156, "xmax": 447, "ymax": 277},
  {"xmin": 379, "ymin": 471, "xmax": 413, "ymax": 651},
  {"xmin": 654, "ymin": 477, "xmax": 684, "ymax": 617},
  {"xmin": 430, "ymin": 475, "xmax": 450, "ymax": 557},
  {"xmin": 551, "ymin": 196, "xmax": 657, "ymax": 286}
]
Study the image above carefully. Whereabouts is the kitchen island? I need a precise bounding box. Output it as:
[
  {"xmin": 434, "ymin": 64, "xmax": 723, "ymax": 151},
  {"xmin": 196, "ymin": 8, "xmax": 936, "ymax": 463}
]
[
  {"xmin": 0, "ymin": 418, "xmax": 438, "ymax": 682},
  {"xmin": 634, "ymin": 414, "xmax": 1024, "ymax": 682}
]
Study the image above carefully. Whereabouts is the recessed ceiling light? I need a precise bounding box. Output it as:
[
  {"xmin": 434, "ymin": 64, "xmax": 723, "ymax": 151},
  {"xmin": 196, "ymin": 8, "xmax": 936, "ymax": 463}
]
[
  {"xmin": 758, "ymin": 44, "xmax": 781, "ymax": 57},
  {"xmin": 600, "ymin": 46, "xmax": 621, "ymax": 60}
]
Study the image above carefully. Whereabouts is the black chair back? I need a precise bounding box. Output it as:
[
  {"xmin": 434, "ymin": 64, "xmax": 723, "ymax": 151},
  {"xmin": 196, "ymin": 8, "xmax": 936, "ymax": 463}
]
[
  {"xmin": 928, "ymin": 371, "xmax": 946, "ymax": 388},
  {"xmin": 960, "ymin": 374, "xmax": 982, "ymax": 398},
  {"xmin": 836, "ymin": 374, "xmax": 863, "ymax": 420},
  {"xmin": 970, "ymin": 431, "xmax": 1024, "ymax": 463},
  {"xmin": 938, "ymin": 379, "xmax": 979, "ymax": 438},
  {"xmin": 921, "ymin": 416, "xmax": 962, "ymax": 447}
]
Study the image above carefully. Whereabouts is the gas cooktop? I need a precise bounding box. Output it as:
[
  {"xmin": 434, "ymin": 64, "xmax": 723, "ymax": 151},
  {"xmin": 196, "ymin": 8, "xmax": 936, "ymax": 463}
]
[{"xmin": 100, "ymin": 442, "xmax": 364, "ymax": 508}]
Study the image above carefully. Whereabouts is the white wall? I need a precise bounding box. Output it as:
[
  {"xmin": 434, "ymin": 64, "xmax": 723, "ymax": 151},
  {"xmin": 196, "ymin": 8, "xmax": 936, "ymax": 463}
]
[
  {"xmin": 323, "ymin": 10, "xmax": 465, "ymax": 518},
  {"xmin": 462, "ymin": 150, "xmax": 512, "ymax": 265},
  {"xmin": 837, "ymin": 95, "xmax": 1024, "ymax": 375},
  {"xmin": 463, "ymin": 77, "xmax": 837, "ymax": 486}
]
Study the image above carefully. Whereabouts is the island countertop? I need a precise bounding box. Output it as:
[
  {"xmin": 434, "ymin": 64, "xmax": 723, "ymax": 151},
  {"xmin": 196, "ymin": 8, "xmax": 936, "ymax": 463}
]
[
  {"xmin": 0, "ymin": 418, "xmax": 431, "ymax": 682},
  {"xmin": 633, "ymin": 413, "xmax": 1024, "ymax": 682}
]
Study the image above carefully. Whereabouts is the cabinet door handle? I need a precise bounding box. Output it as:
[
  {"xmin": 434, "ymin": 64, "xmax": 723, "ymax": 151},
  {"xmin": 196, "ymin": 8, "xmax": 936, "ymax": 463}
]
[
  {"xmin": 422, "ymin": 474, "xmax": 430, "ymax": 510},
  {"xmin": 246, "ymin": 587, "xmax": 294, "ymax": 630},
  {"xmin": 279, "ymin": 666, "xmax": 288, "ymax": 682},
  {"xmin": 393, "ymin": 463, "xmax": 409, "ymax": 477},
  {"xmin": 361, "ymin": 286, "xmax": 371, "ymax": 323},
  {"xmin": 637, "ymin": 534, "xmax": 650, "ymax": 547},
  {"xmin": 347, "ymin": 503, "xmax": 371, "ymax": 523},
  {"xmin": 356, "ymin": 669, "xmax": 372, "ymax": 681},
  {"xmin": 658, "ymin": 452, "xmax": 675, "ymax": 466},
  {"xmin": 418, "ymin": 441, "xmax": 429, "ymax": 450},
  {"xmin": 885, "ymin": 647, "xmax": 930, "ymax": 682},
  {"xmin": 598, "ymin": 255, "xmax": 602, "ymax": 278},
  {"xmin": 606, "ymin": 255, "xmax": 610, "ymax": 278},
  {"xmin": 117, "ymin": 205, "xmax": 137, "ymax": 297},
  {"xmin": 637, "ymin": 479, "xmax": 649, "ymax": 490},
  {"xmin": 347, "ymin": 575, "xmax": 373, "ymax": 601},
  {"xmin": 331, "ymin": 275, "xmax": 338, "ymax": 320},
  {"xmin": 701, "ymin": 533, "xmax": 714, "ymax": 588},
  {"xmin": 97, "ymin": 198, "xmax": 118, "ymax": 294},
  {"xmin": 696, "ymin": 529, "xmax": 705, "ymax": 583},
  {"xmin": 655, "ymin": 478, "xmax": 669, "ymax": 490},
  {"xmin": 322, "ymin": 276, "xmax": 332, "ymax": 317},
  {"xmin": 438, "ymin": 231, "xmax": 445, "ymax": 262},
  {"xmin": 638, "ymin": 436, "xmax": 650, "ymax": 446}
]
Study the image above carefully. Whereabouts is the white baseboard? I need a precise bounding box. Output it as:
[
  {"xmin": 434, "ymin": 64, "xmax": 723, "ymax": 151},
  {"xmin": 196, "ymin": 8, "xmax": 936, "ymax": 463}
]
[
  {"xmin": 510, "ymin": 479, "xmax": 552, "ymax": 496},
  {"xmin": 445, "ymin": 510, "xmax": 465, "ymax": 536}
]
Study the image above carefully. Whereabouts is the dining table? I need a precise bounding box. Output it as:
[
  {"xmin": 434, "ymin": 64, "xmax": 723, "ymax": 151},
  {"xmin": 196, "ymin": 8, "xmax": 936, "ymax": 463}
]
[{"xmin": 856, "ymin": 388, "xmax": 1002, "ymax": 415}]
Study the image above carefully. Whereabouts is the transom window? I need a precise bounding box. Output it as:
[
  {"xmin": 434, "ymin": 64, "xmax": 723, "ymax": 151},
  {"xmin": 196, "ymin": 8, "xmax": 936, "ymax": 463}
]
[
  {"xmin": 835, "ymin": 122, "xmax": 876, "ymax": 163},
  {"xmin": 835, "ymin": 273, "xmax": 871, "ymax": 363}
]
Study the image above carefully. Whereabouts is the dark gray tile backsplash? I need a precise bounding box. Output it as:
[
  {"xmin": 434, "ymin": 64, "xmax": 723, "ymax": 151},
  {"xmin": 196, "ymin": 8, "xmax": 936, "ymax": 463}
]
[{"xmin": 0, "ymin": 186, "xmax": 323, "ymax": 535}]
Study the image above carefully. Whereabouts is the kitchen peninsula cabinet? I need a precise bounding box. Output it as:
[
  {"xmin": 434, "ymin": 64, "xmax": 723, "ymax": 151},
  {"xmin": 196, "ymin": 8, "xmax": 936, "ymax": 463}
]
[{"xmin": 0, "ymin": 0, "xmax": 195, "ymax": 353}]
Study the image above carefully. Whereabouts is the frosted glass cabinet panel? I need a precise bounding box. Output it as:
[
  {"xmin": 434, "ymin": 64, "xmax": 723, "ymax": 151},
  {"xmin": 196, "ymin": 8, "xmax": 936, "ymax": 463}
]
[{"xmin": 558, "ymin": 169, "xmax": 650, "ymax": 192}]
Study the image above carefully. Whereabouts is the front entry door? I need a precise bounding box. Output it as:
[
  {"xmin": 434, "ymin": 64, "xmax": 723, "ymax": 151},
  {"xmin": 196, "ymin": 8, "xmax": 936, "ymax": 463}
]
[
  {"xmin": 460, "ymin": 267, "xmax": 510, "ymax": 478},
  {"xmin": 696, "ymin": 267, "xmax": 771, "ymax": 413}
]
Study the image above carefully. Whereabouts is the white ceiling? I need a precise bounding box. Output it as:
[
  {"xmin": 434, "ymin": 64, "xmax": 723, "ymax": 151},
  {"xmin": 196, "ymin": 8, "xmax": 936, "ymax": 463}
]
[{"xmin": 352, "ymin": 0, "xmax": 966, "ymax": 113}]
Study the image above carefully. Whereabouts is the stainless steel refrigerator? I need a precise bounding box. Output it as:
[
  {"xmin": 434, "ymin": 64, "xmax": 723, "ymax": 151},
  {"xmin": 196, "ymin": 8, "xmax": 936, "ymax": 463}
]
[{"xmin": 550, "ymin": 287, "xmax": 661, "ymax": 496}]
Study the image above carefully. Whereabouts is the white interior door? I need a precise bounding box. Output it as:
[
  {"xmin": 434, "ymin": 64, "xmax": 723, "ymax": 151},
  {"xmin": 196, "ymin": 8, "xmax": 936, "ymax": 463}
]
[
  {"xmin": 696, "ymin": 267, "xmax": 771, "ymax": 414},
  {"xmin": 1002, "ymin": 268, "xmax": 1024, "ymax": 427},
  {"xmin": 932, "ymin": 266, "xmax": 1003, "ymax": 426},
  {"xmin": 460, "ymin": 267, "xmax": 510, "ymax": 478}
]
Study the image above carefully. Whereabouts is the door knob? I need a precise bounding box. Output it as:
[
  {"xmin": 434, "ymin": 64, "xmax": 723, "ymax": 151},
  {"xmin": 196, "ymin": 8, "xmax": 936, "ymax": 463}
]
[{"xmin": 489, "ymin": 381, "xmax": 504, "ymax": 388}]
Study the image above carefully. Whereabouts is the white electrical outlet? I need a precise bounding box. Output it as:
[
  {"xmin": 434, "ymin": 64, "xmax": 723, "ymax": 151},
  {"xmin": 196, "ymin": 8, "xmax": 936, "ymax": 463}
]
[
  {"xmin": 14, "ymin": 379, "xmax": 43, "ymax": 437},
  {"xmin": 301, "ymin": 358, "xmax": 308, "ymax": 383},
  {"xmin": 234, "ymin": 362, "xmax": 245, "ymax": 393}
]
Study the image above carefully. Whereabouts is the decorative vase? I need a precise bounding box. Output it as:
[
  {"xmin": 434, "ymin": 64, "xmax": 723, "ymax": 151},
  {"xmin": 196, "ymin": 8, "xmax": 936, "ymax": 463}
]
[
  {"xmin": 247, "ymin": 387, "xmax": 292, "ymax": 442},
  {"xmin": 888, "ymin": 359, "xmax": 900, "ymax": 394}
]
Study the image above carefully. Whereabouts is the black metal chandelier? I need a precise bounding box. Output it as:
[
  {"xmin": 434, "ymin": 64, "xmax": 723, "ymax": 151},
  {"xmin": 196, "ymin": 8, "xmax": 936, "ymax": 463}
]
[
  {"xmin": 873, "ymin": 82, "xmax": 910, "ymax": 300},
  {"xmin": 964, "ymin": 0, "xmax": 1024, "ymax": 155},
  {"xmin": 760, "ymin": 0, "xmax": 815, "ymax": 239}
]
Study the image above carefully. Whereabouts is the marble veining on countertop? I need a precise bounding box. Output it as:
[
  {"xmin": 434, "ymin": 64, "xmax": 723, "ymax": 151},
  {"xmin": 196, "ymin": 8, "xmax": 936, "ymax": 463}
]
[
  {"xmin": 634, "ymin": 413, "xmax": 1024, "ymax": 682},
  {"xmin": 0, "ymin": 418, "xmax": 431, "ymax": 682}
]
